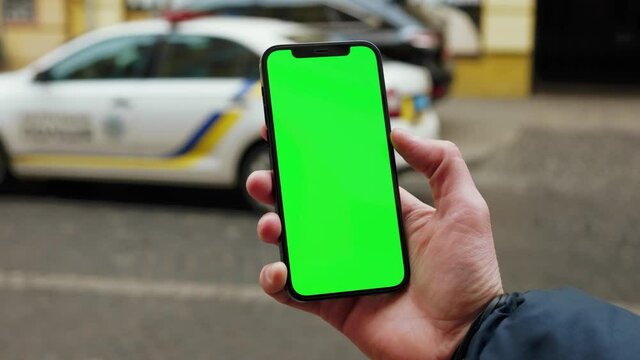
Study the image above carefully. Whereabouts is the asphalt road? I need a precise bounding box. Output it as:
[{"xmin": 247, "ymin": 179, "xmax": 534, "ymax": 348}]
[{"xmin": 0, "ymin": 94, "xmax": 639, "ymax": 359}]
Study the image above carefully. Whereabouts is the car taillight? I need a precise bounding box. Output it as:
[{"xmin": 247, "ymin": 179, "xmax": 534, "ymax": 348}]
[
  {"xmin": 387, "ymin": 89, "xmax": 401, "ymax": 118},
  {"xmin": 163, "ymin": 10, "xmax": 205, "ymax": 23},
  {"xmin": 409, "ymin": 31, "xmax": 441, "ymax": 50},
  {"xmin": 432, "ymin": 85, "xmax": 448, "ymax": 100}
]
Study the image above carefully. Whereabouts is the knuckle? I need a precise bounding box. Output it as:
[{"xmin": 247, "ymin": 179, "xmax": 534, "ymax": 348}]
[
  {"xmin": 470, "ymin": 198, "xmax": 491, "ymax": 223},
  {"xmin": 474, "ymin": 199, "xmax": 491, "ymax": 220},
  {"xmin": 442, "ymin": 140, "xmax": 462, "ymax": 158},
  {"xmin": 448, "ymin": 195, "xmax": 490, "ymax": 223}
]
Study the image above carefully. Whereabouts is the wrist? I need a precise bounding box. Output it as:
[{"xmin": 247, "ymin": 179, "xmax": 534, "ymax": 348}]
[
  {"xmin": 434, "ymin": 320, "xmax": 476, "ymax": 360},
  {"xmin": 448, "ymin": 293, "xmax": 509, "ymax": 360}
]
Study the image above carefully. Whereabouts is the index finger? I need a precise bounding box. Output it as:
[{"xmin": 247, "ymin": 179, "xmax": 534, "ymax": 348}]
[{"xmin": 391, "ymin": 129, "xmax": 486, "ymax": 215}]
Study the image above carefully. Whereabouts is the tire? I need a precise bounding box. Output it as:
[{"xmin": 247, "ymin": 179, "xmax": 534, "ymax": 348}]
[{"xmin": 239, "ymin": 141, "xmax": 273, "ymax": 212}]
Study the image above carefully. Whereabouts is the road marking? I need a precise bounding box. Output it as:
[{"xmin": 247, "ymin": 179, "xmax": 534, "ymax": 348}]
[
  {"xmin": 1, "ymin": 270, "xmax": 639, "ymax": 313},
  {"xmin": 0, "ymin": 269, "xmax": 267, "ymax": 302}
]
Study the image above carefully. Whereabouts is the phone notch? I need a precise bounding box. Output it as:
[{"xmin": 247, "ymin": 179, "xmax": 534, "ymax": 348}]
[{"xmin": 292, "ymin": 45, "xmax": 351, "ymax": 58}]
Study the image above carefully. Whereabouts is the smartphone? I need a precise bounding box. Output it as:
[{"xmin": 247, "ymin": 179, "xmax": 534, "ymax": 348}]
[{"xmin": 260, "ymin": 41, "xmax": 409, "ymax": 301}]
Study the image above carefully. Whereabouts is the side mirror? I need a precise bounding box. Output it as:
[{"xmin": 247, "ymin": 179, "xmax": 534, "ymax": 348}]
[{"xmin": 34, "ymin": 69, "xmax": 51, "ymax": 82}]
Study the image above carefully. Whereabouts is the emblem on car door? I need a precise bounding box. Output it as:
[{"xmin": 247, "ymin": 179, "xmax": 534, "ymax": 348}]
[{"xmin": 104, "ymin": 114, "xmax": 125, "ymax": 139}]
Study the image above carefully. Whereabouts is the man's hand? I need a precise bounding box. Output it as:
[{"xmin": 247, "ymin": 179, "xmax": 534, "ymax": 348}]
[{"xmin": 246, "ymin": 127, "xmax": 503, "ymax": 360}]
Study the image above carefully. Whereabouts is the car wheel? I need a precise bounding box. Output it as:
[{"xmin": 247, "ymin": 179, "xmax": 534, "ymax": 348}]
[{"xmin": 239, "ymin": 142, "xmax": 272, "ymax": 212}]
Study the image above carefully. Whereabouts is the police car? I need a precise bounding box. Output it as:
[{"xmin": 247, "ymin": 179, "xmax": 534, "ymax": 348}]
[{"xmin": 0, "ymin": 15, "xmax": 440, "ymax": 208}]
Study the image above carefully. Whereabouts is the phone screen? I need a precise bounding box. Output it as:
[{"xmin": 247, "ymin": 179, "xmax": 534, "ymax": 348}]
[{"xmin": 262, "ymin": 43, "xmax": 408, "ymax": 299}]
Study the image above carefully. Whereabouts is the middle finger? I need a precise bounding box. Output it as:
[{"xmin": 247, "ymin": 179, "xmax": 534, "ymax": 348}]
[
  {"xmin": 257, "ymin": 212, "xmax": 281, "ymax": 245},
  {"xmin": 246, "ymin": 170, "xmax": 275, "ymax": 206}
]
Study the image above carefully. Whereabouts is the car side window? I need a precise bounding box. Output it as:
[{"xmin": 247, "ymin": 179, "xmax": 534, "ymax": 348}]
[
  {"xmin": 155, "ymin": 35, "xmax": 259, "ymax": 79},
  {"xmin": 48, "ymin": 35, "xmax": 157, "ymax": 81}
]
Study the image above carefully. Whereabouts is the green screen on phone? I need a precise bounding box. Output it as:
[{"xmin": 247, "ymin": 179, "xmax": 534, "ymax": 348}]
[{"xmin": 263, "ymin": 43, "xmax": 407, "ymax": 299}]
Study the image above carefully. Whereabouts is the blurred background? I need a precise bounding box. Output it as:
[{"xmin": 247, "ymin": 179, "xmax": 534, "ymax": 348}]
[{"xmin": 0, "ymin": 0, "xmax": 639, "ymax": 358}]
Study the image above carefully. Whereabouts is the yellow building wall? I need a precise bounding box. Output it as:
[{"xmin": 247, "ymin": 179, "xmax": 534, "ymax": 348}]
[
  {"xmin": 1, "ymin": 0, "xmax": 126, "ymax": 70},
  {"xmin": 92, "ymin": 0, "xmax": 125, "ymax": 28},
  {"xmin": 454, "ymin": 55, "xmax": 531, "ymax": 98},
  {"xmin": 452, "ymin": 0, "xmax": 535, "ymax": 98},
  {"xmin": 67, "ymin": 0, "xmax": 87, "ymax": 38},
  {"xmin": 1, "ymin": 0, "xmax": 67, "ymax": 70}
]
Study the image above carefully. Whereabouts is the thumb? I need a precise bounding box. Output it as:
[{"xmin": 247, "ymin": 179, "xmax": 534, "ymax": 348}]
[{"xmin": 391, "ymin": 129, "xmax": 484, "ymax": 213}]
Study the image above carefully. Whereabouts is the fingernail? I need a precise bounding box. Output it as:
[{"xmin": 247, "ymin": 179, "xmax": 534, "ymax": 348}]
[
  {"xmin": 392, "ymin": 127, "xmax": 414, "ymax": 141},
  {"xmin": 398, "ymin": 127, "xmax": 417, "ymax": 139},
  {"xmin": 391, "ymin": 128, "xmax": 411, "ymax": 148}
]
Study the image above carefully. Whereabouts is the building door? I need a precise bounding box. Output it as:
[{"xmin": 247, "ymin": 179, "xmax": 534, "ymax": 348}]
[{"xmin": 535, "ymin": 0, "xmax": 640, "ymax": 85}]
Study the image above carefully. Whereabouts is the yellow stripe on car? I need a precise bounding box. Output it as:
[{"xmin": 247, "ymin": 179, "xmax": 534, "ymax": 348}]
[{"xmin": 13, "ymin": 111, "xmax": 241, "ymax": 170}]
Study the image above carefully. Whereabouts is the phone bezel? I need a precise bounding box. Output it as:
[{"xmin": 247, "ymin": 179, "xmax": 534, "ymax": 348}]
[{"xmin": 259, "ymin": 41, "xmax": 410, "ymax": 302}]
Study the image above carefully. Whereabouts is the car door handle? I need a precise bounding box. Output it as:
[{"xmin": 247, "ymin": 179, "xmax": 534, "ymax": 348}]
[{"xmin": 112, "ymin": 98, "xmax": 131, "ymax": 109}]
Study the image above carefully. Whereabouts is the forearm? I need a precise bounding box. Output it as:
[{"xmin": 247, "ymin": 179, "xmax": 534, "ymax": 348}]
[{"xmin": 457, "ymin": 288, "xmax": 640, "ymax": 359}]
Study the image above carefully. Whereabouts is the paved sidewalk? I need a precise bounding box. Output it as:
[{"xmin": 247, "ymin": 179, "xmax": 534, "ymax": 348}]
[
  {"xmin": 436, "ymin": 94, "xmax": 640, "ymax": 164},
  {"xmin": 0, "ymin": 94, "xmax": 638, "ymax": 359},
  {"xmin": 402, "ymin": 94, "xmax": 640, "ymax": 301}
]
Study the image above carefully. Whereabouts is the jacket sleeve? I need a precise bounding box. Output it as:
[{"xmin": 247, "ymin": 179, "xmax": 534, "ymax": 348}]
[{"xmin": 465, "ymin": 288, "xmax": 640, "ymax": 360}]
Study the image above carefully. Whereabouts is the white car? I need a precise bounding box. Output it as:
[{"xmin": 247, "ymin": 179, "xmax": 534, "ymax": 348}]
[
  {"xmin": 0, "ymin": 16, "xmax": 440, "ymax": 207},
  {"xmin": 408, "ymin": 0, "xmax": 482, "ymax": 57}
]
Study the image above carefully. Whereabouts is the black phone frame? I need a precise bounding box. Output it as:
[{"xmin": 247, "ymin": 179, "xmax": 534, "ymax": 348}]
[{"xmin": 259, "ymin": 41, "xmax": 410, "ymax": 302}]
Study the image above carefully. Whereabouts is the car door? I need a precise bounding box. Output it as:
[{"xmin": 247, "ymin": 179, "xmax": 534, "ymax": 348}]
[
  {"xmin": 120, "ymin": 34, "xmax": 260, "ymax": 173},
  {"xmin": 16, "ymin": 35, "xmax": 159, "ymax": 160}
]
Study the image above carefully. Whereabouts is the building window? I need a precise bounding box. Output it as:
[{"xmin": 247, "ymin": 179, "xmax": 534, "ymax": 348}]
[{"xmin": 2, "ymin": 0, "xmax": 35, "ymax": 23}]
